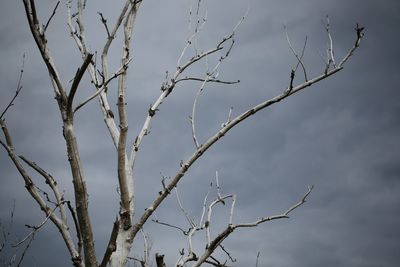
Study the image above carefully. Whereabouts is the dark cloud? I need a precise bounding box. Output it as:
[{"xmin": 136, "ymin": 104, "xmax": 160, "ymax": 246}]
[{"xmin": 1, "ymin": 0, "xmax": 399, "ymax": 266}]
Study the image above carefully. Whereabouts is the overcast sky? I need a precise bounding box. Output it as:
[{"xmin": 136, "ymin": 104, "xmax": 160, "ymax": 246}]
[{"xmin": 1, "ymin": 0, "xmax": 399, "ymax": 266}]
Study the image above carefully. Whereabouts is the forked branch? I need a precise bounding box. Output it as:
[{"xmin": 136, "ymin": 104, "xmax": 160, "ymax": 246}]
[
  {"xmin": 0, "ymin": 120, "xmax": 81, "ymax": 266},
  {"xmin": 192, "ymin": 186, "xmax": 314, "ymax": 267},
  {"xmin": 131, "ymin": 22, "xmax": 364, "ymax": 247},
  {"xmin": 67, "ymin": 53, "xmax": 93, "ymax": 114}
]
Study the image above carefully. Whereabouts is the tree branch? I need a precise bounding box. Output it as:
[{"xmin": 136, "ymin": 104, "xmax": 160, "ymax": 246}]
[
  {"xmin": 192, "ymin": 186, "xmax": 313, "ymax": 266},
  {"xmin": 73, "ymin": 57, "xmax": 132, "ymax": 113},
  {"xmin": 43, "ymin": 1, "xmax": 60, "ymax": 32},
  {"xmin": 175, "ymin": 77, "xmax": 240, "ymax": 85},
  {"xmin": 98, "ymin": 12, "xmax": 111, "ymax": 38},
  {"xmin": 12, "ymin": 205, "xmax": 58, "ymax": 247},
  {"xmin": 130, "ymin": 24, "xmax": 364, "ymax": 244},
  {"xmin": 66, "ymin": 53, "xmax": 93, "ymax": 114},
  {"xmin": 0, "ymin": 120, "xmax": 81, "ymax": 266},
  {"xmin": 0, "ymin": 54, "xmax": 25, "ymax": 120},
  {"xmin": 338, "ymin": 23, "xmax": 364, "ymax": 67},
  {"xmin": 22, "ymin": 0, "xmax": 66, "ymax": 101},
  {"xmin": 18, "ymin": 156, "xmax": 68, "ymax": 227},
  {"xmin": 235, "ymin": 185, "xmax": 314, "ymax": 228},
  {"xmin": 284, "ymin": 24, "xmax": 308, "ymax": 82},
  {"xmin": 100, "ymin": 218, "xmax": 120, "ymax": 267}
]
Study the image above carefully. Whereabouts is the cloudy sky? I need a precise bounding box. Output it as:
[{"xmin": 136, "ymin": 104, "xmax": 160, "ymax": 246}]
[{"xmin": 1, "ymin": 0, "xmax": 399, "ymax": 266}]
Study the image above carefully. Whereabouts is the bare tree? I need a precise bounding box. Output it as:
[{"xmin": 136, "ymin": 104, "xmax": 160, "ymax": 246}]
[{"xmin": 0, "ymin": 1, "xmax": 363, "ymax": 267}]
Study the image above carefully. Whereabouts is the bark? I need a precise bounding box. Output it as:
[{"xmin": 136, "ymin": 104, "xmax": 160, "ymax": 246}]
[{"xmin": 63, "ymin": 120, "xmax": 97, "ymax": 267}]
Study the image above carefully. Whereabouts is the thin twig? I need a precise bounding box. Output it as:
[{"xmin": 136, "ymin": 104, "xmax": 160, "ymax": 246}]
[
  {"xmin": 221, "ymin": 107, "xmax": 234, "ymax": 128},
  {"xmin": 338, "ymin": 23, "xmax": 364, "ymax": 67},
  {"xmin": 190, "ymin": 78, "xmax": 207, "ymax": 148},
  {"xmin": 0, "ymin": 54, "xmax": 25, "ymax": 120},
  {"xmin": 215, "ymin": 171, "xmax": 225, "ymax": 205},
  {"xmin": 98, "ymin": 12, "xmax": 111, "ymax": 38},
  {"xmin": 67, "ymin": 53, "xmax": 93, "ymax": 114},
  {"xmin": 15, "ymin": 231, "xmax": 35, "ymax": 267},
  {"xmin": 175, "ymin": 77, "xmax": 240, "ymax": 85},
  {"xmin": 44, "ymin": 1, "xmax": 60, "ymax": 32},
  {"xmin": 140, "ymin": 228, "xmax": 149, "ymax": 267},
  {"xmin": 206, "ymin": 194, "xmax": 234, "ymax": 246},
  {"xmin": 13, "ymin": 205, "xmax": 59, "ymax": 247},
  {"xmin": 284, "ymin": 24, "xmax": 308, "ymax": 82},
  {"xmin": 18, "ymin": 155, "xmax": 67, "ymax": 224},
  {"xmin": 175, "ymin": 188, "xmax": 196, "ymax": 227},
  {"xmin": 73, "ymin": 57, "xmax": 133, "ymax": 113},
  {"xmin": 255, "ymin": 252, "xmax": 260, "ymax": 267},
  {"xmin": 325, "ymin": 16, "xmax": 336, "ymax": 68},
  {"xmin": 219, "ymin": 244, "xmax": 236, "ymax": 263},
  {"xmin": 152, "ymin": 219, "xmax": 190, "ymax": 235},
  {"xmin": 66, "ymin": 200, "xmax": 83, "ymax": 260}
]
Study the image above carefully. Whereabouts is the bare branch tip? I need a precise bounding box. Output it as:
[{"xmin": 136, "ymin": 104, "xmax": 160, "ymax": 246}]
[{"xmin": 356, "ymin": 23, "xmax": 365, "ymax": 38}]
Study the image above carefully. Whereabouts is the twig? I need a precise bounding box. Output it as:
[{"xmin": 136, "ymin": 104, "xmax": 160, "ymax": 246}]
[
  {"xmin": 324, "ymin": 16, "xmax": 336, "ymax": 68},
  {"xmin": 67, "ymin": 53, "xmax": 93, "ymax": 114},
  {"xmin": 177, "ymin": 0, "xmax": 208, "ymax": 67},
  {"xmin": 215, "ymin": 171, "xmax": 225, "ymax": 205},
  {"xmin": 33, "ymin": 184, "xmax": 57, "ymax": 206},
  {"xmin": 15, "ymin": 231, "xmax": 35, "ymax": 267},
  {"xmin": 18, "ymin": 155, "xmax": 67, "ymax": 224},
  {"xmin": 236, "ymin": 185, "xmax": 314, "ymax": 228},
  {"xmin": 228, "ymin": 195, "xmax": 236, "ymax": 225},
  {"xmin": 190, "ymin": 78, "xmax": 207, "ymax": 148},
  {"xmin": 152, "ymin": 219, "xmax": 190, "ymax": 235},
  {"xmin": 23, "ymin": 0, "xmax": 66, "ymax": 99},
  {"xmin": 175, "ymin": 188, "xmax": 196, "ymax": 227},
  {"xmin": 255, "ymin": 252, "xmax": 260, "ymax": 267},
  {"xmin": 284, "ymin": 24, "xmax": 308, "ymax": 82},
  {"xmin": 0, "ymin": 201, "xmax": 16, "ymax": 254},
  {"xmin": 338, "ymin": 23, "xmax": 364, "ymax": 67},
  {"xmin": 187, "ymin": 10, "xmax": 246, "ymax": 149},
  {"xmin": 189, "ymin": 42, "xmax": 237, "ymax": 148},
  {"xmin": 175, "ymin": 77, "xmax": 240, "ymax": 85},
  {"xmin": 73, "ymin": 57, "xmax": 132, "ymax": 113},
  {"xmin": 98, "ymin": 12, "xmax": 111, "ymax": 38},
  {"xmin": 13, "ymin": 205, "xmax": 59, "ymax": 247},
  {"xmin": 221, "ymin": 107, "xmax": 234, "ymax": 128},
  {"xmin": 199, "ymin": 182, "xmax": 213, "ymax": 227},
  {"xmin": 0, "ymin": 54, "xmax": 25, "ymax": 120},
  {"xmin": 44, "ymin": 1, "xmax": 60, "ymax": 32},
  {"xmin": 127, "ymin": 256, "xmax": 146, "ymax": 267},
  {"xmin": 66, "ymin": 201, "xmax": 83, "ymax": 259},
  {"xmin": 219, "ymin": 244, "xmax": 236, "ymax": 263},
  {"xmin": 140, "ymin": 228, "xmax": 149, "ymax": 267},
  {"xmin": 206, "ymin": 194, "xmax": 234, "ymax": 246}
]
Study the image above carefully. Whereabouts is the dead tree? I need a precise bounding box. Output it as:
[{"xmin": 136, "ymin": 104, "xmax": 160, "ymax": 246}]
[{"xmin": 0, "ymin": 1, "xmax": 363, "ymax": 266}]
